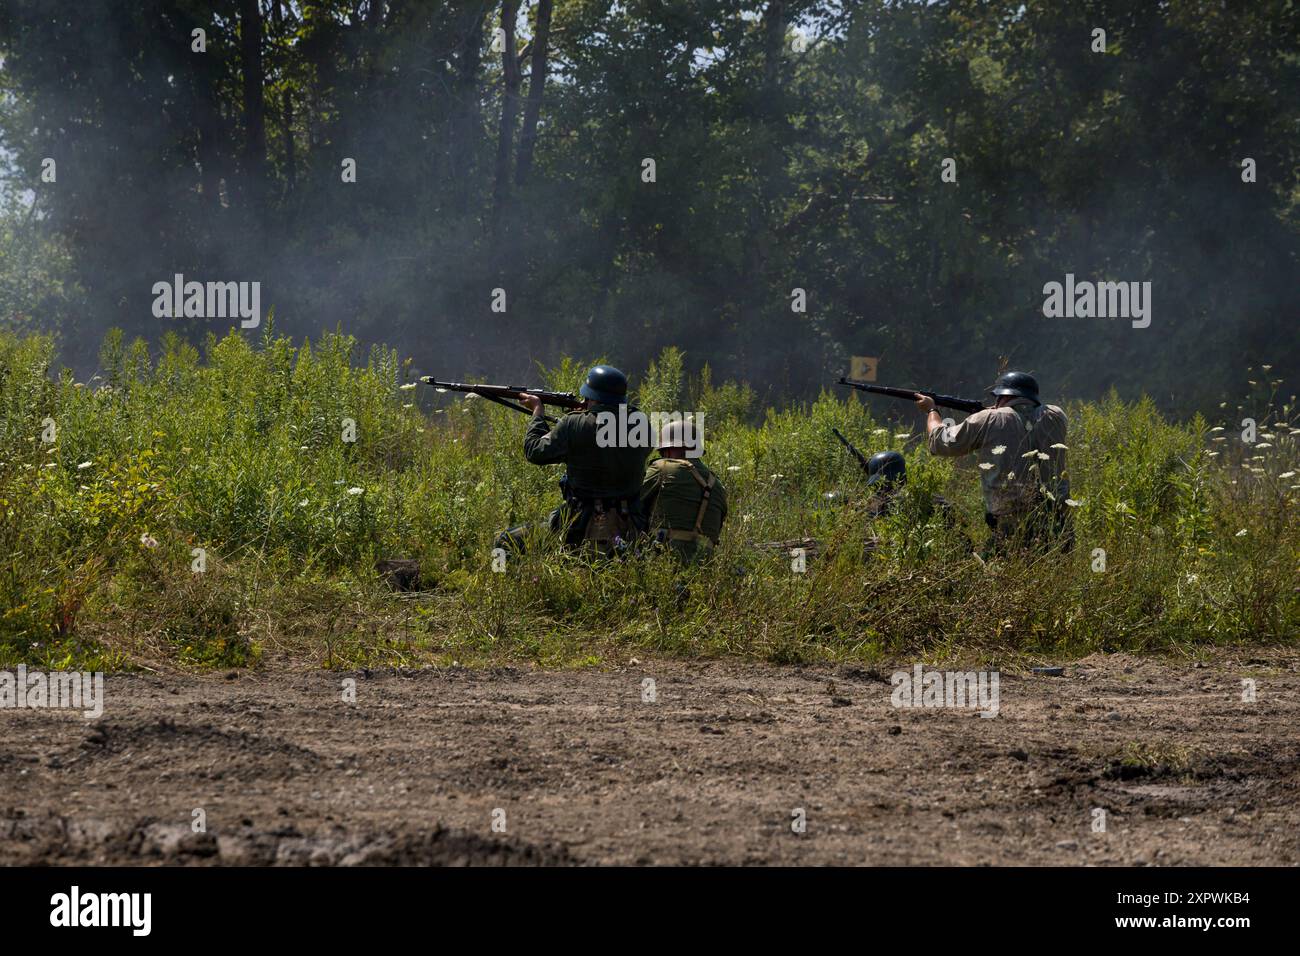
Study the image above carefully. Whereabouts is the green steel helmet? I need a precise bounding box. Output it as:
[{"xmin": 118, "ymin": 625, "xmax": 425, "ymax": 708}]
[
  {"xmin": 988, "ymin": 370, "xmax": 1040, "ymax": 403},
  {"xmin": 866, "ymin": 450, "xmax": 907, "ymax": 487},
  {"xmin": 579, "ymin": 365, "xmax": 628, "ymax": 405}
]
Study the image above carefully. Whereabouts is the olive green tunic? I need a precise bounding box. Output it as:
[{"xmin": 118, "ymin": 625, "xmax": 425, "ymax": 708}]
[{"xmin": 640, "ymin": 458, "xmax": 728, "ymax": 560}]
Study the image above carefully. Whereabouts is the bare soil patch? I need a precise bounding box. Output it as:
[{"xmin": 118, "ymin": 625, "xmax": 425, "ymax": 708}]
[{"xmin": 2, "ymin": 649, "xmax": 1296, "ymax": 865}]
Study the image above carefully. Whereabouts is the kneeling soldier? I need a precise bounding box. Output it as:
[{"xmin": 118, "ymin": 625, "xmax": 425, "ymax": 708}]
[
  {"xmin": 496, "ymin": 365, "xmax": 650, "ymax": 555},
  {"xmin": 640, "ymin": 419, "xmax": 728, "ymax": 563}
]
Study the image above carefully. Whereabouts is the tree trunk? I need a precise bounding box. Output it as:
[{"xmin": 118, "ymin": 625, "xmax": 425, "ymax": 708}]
[
  {"xmin": 491, "ymin": 0, "xmax": 521, "ymax": 237},
  {"xmin": 515, "ymin": 0, "xmax": 552, "ymax": 187},
  {"xmin": 272, "ymin": 0, "xmax": 297, "ymax": 195},
  {"xmin": 450, "ymin": 1, "xmax": 491, "ymax": 208},
  {"xmin": 192, "ymin": 46, "xmax": 225, "ymax": 218},
  {"xmin": 240, "ymin": 0, "xmax": 267, "ymax": 213}
]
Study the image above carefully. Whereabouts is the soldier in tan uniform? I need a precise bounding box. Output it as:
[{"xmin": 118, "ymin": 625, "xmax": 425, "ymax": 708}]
[
  {"xmin": 640, "ymin": 419, "xmax": 728, "ymax": 563},
  {"xmin": 915, "ymin": 371, "xmax": 1072, "ymax": 552}
]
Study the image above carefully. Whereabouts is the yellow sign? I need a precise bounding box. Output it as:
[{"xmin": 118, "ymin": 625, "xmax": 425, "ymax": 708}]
[{"xmin": 850, "ymin": 356, "xmax": 879, "ymax": 382}]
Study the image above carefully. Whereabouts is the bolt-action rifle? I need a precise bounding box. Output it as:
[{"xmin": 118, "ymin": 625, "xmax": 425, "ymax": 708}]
[
  {"xmin": 419, "ymin": 378, "xmax": 584, "ymax": 424},
  {"xmin": 837, "ymin": 378, "xmax": 984, "ymax": 415}
]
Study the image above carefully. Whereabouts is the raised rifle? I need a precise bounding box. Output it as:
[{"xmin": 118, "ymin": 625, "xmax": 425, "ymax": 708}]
[
  {"xmin": 830, "ymin": 427, "xmax": 872, "ymax": 476},
  {"xmin": 419, "ymin": 378, "xmax": 584, "ymax": 424},
  {"xmin": 837, "ymin": 378, "xmax": 984, "ymax": 415}
]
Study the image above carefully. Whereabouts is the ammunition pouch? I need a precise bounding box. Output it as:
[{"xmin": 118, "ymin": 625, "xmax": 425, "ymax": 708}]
[
  {"xmin": 665, "ymin": 528, "xmax": 714, "ymax": 549},
  {"xmin": 559, "ymin": 479, "xmax": 643, "ymax": 554}
]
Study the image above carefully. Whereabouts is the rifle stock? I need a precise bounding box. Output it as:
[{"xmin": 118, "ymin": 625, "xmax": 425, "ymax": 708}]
[{"xmin": 838, "ymin": 378, "xmax": 984, "ymax": 415}]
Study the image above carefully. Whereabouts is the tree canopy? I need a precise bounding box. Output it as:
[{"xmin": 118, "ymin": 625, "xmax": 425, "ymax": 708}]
[{"xmin": 1, "ymin": 0, "xmax": 1296, "ymax": 410}]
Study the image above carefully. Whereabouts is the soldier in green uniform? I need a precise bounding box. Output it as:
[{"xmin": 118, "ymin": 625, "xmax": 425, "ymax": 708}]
[
  {"xmin": 640, "ymin": 419, "xmax": 728, "ymax": 563},
  {"xmin": 495, "ymin": 365, "xmax": 651, "ymax": 555}
]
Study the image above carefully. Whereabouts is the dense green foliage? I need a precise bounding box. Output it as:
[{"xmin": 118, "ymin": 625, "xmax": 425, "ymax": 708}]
[
  {"xmin": 2, "ymin": 328, "xmax": 1295, "ymax": 670},
  {"xmin": 0, "ymin": 1, "xmax": 1296, "ymax": 409}
]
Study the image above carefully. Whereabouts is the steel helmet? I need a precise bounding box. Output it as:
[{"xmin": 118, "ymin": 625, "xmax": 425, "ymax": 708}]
[
  {"xmin": 988, "ymin": 370, "xmax": 1039, "ymax": 403},
  {"xmin": 656, "ymin": 418, "xmax": 703, "ymax": 457},
  {"xmin": 866, "ymin": 450, "xmax": 906, "ymax": 487},
  {"xmin": 579, "ymin": 365, "xmax": 629, "ymax": 405}
]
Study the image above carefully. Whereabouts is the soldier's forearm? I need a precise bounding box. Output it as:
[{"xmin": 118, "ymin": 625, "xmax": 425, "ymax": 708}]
[{"xmin": 926, "ymin": 410, "xmax": 943, "ymax": 435}]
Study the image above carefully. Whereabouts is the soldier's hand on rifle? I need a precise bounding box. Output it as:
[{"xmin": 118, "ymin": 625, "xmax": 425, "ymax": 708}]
[
  {"xmin": 913, "ymin": 393, "xmax": 936, "ymax": 414},
  {"xmin": 518, "ymin": 392, "xmax": 545, "ymax": 416}
]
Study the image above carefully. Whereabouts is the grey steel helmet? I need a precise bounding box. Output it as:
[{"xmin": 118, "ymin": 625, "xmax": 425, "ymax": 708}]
[
  {"xmin": 988, "ymin": 370, "xmax": 1039, "ymax": 404},
  {"xmin": 579, "ymin": 365, "xmax": 628, "ymax": 405},
  {"xmin": 866, "ymin": 450, "xmax": 907, "ymax": 487},
  {"xmin": 656, "ymin": 418, "xmax": 703, "ymax": 457}
]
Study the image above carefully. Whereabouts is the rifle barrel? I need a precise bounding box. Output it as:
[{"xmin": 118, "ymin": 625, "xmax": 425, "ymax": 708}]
[{"xmin": 831, "ymin": 426, "xmax": 872, "ymax": 475}]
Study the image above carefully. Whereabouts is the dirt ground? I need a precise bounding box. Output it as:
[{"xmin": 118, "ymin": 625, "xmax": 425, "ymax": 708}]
[{"xmin": 2, "ymin": 649, "xmax": 1296, "ymax": 865}]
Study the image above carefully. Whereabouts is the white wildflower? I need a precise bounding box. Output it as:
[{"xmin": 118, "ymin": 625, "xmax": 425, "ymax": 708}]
[
  {"xmin": 139, "ymin": 533, "xmax": 159, "ymax": 549},
  {"xmin": 727, "ymin": 465, "xmax": 741, "ymax": 472},
  {"xmin": 978, "ymin": 462, "xmax": 995, "ymax": 471},
  {"xmin": 1209, "ymin": 426, "xmax": 1224, "ymax": 432},
  {"xmin": 1235, "ymin": 529, "xmax": 1247, "ymax": 537},
  {"xmin": 1065, "ymin": 499, "xmax": 1082, "ymax": 508},
  {"xmin": 347, "ymin": 486, "xmax": 365, "ymax": 496},
  {"xmin": 991, "ymin": 445, "xmax": 1007, "ymax": 455},
  {"xmin": 399, "ymin": 382, "xmax": 416, "ymax": 391},
  {"xmin": 1280, "ymin": 471, "xmax": 1296, "ymax": 479},
  {"xmin": 1050, "ymin": 443, "xmax": 1068, "ymax": 450},
  {"xmin": 77, "ymin": 461, "xmax": 93, "ymax": 470}
]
